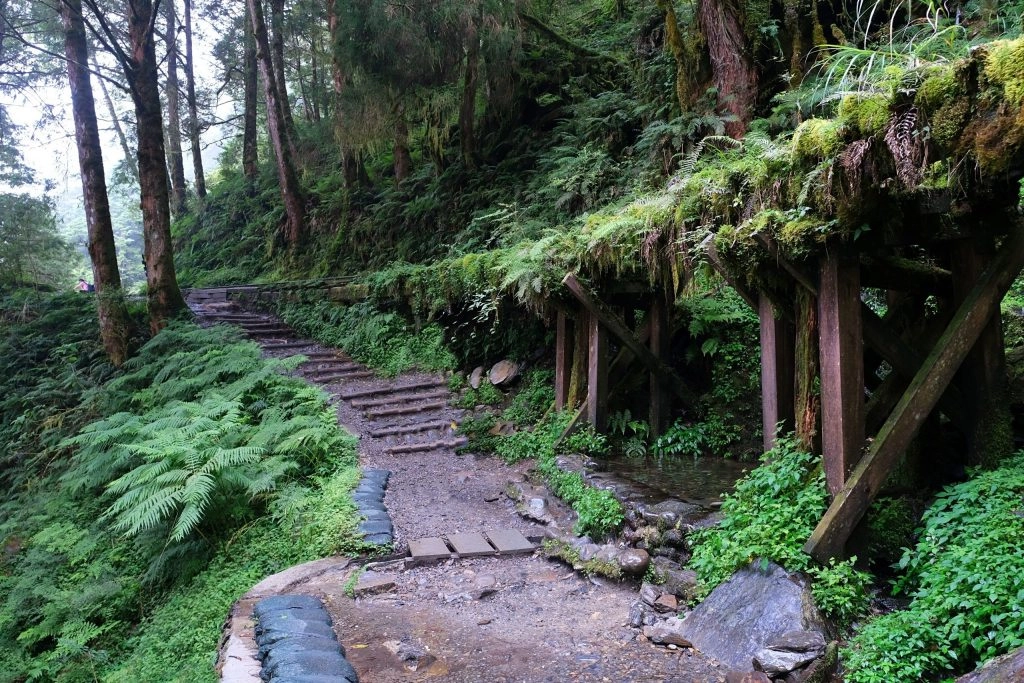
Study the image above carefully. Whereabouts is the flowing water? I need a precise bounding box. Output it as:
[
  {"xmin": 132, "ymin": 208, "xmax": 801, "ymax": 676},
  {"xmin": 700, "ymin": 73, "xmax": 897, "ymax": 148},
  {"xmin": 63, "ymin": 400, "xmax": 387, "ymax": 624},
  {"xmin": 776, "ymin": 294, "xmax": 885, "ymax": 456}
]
[{"xmin": 593, "ymin": 453, "xmax": 751, "ymax": 506}]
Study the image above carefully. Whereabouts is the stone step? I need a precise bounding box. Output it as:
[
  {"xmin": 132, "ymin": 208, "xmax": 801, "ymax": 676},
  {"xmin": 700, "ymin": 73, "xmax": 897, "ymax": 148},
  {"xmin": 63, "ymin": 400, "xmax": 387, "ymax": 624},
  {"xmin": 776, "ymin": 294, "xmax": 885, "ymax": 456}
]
[
  {"xmin": 383, "ymin": 437, "xmax": 468, "ymax": 454},
  {"xmin": 340, "ymin": 378, "xmax": 447, "ymax": 400},
  {"xmin": 365, "ymin": 401, "xmax": 446, "ymax": 419},
  {"xmin": 310, "ymin": 370, "xmax": 375, "ymax": 383},
  {"xmin": 368, "ymin": 421, "xmax": 453, "ymax": 438},
  {"xmin": 350, "ymin": 389, "xmax": 450, "ymax": 410}
]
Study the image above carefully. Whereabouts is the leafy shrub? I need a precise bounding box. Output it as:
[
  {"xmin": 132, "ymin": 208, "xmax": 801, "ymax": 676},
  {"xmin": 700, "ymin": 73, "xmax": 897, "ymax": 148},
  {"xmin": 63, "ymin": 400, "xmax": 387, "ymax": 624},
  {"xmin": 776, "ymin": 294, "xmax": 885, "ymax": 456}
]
[
  {"xmin": 808, "ymin": 558, "xmax": 872, "ymax": 628},
  {"xmin": 843, "ymin": 453, "xmax": 1024, "ymax": 682},
  {"xmin": 688, "ymin": 436, "xmax": 827, "ymax": 596},
  {"xmin": 560, "ymin": 424, "xmax": 610, "ymax": 457},
  {"xmin": 501, "ymin": 369, "xmax": 555, "ymax": 425}
]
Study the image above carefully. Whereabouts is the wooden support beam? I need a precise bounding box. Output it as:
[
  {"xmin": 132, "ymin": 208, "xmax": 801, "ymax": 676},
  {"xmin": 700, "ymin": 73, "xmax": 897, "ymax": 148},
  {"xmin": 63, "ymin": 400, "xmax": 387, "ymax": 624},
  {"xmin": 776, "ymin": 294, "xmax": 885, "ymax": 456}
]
[
  {"xmin": 555, "ymin": 310, "xmax": 572, "ymax": 410},
  {"xmin": 860, "ymin": 254, "xmax": 952, "ymax": 294},
  {"xmin": 818, "ymin": 253, "xmax": 865, "ymax": 494},
  {"xmin": 649, "ymin": 294, "xmax": 672, "ymax": 438},
  {"xmin": 563, "ymin": 273, "xmax": 698, "ymax": 407},
  {"xmin": 587, "ymin": 312, "xmax": 609, "ymax": 431},
  {"xmin": 702, "ymin": 235, "xmax": 759, "ymax": 310},
  {"xmin": 760, "ymin": 295, "xmax": 795, "ymax": 452},
  {"xmin": 805, "ymin": 228, "xmax": 1024, "ymax": 562}
]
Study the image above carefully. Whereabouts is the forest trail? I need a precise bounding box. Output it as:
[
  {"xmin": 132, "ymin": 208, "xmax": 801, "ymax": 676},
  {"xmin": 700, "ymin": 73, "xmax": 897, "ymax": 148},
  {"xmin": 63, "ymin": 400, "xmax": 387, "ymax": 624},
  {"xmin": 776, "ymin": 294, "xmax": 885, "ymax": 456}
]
[{"xmin": 190, "ymin": 295, "xmax": 726, "ymax": 682}]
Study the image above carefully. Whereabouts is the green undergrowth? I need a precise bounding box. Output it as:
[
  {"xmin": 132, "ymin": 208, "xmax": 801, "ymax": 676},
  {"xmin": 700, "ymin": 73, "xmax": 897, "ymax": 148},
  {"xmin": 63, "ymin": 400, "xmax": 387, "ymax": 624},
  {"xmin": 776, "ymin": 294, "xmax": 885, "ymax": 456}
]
[
  {"xmin": 0, "ymin": 294, "xmax": 363, "ymax": 682},
  {"xmin": 686, "ymin": 436, "xmax": 871, "ymax": 625},
  {"xmin": 273, "ymin": 298, "xmax": 457, "ymax": 376},
  {"xmin": 843, "ymin": 453, "xmax": 1024, "ymax": 682}
]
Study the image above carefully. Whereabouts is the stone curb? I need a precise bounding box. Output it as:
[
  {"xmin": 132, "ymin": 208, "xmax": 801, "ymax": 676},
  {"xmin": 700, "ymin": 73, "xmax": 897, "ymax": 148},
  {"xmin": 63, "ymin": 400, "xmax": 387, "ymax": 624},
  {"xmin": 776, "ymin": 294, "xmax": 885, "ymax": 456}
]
[
  {"xmin": 253, "ymin": 595, "xmax": 358, "ymax": 682},
  {"xmin": 355, "ymin": 468, "xmax": 394, "ymax": 546}
]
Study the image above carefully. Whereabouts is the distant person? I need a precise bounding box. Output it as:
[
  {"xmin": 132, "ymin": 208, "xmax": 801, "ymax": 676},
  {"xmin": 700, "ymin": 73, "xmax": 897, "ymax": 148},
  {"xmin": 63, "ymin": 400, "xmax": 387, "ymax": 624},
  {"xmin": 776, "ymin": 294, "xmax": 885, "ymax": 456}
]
[{"xmin": 76, "ymin": 278, "xmax": 95, "ymax": 293}]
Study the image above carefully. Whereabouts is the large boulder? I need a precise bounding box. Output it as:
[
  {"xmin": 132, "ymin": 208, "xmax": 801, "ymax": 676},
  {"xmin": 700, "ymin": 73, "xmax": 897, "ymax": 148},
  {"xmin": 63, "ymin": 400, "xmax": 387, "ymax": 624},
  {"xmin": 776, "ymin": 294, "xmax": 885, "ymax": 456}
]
[
  {"xmin": 956, "ymin": 646, "xmax": 1024, "ymax": 682},
  {"xmin": 679, "ymin": 561, "xmax": 828, "ymax": 673}
]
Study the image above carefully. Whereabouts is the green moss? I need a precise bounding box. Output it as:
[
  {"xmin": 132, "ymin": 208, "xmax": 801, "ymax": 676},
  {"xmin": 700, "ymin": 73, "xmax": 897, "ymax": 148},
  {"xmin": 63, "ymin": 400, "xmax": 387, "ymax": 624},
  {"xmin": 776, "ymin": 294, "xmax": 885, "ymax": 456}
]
[
  {"xmin": 930, "ymin": 99, "xmax": 971, "ymax": 148},
  {"xmin": 838, "ymin": 94, "xmax": 891, "ymax": 137},
  {"xmin": 792, "ymin": 118, "xmax": 846, "ymax": 163},
  {"xmin": 915, "ymin": 70, "xmax": 959, "ymax": 111},
  {"xmin": 982, "ymin": 38, "xmax": 1024, "ymax": 106}
]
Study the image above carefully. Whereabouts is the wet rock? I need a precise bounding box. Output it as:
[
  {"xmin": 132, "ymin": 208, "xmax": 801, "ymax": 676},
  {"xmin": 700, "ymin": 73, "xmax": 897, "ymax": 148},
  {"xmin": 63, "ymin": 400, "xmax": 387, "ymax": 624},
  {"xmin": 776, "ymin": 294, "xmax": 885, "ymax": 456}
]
[
  {"xmin": 469, "ymin": 366, "xmax": 484, "ymax": 389},
  {"xmin": 643, "ymin": 617, "xmax": 693, "ymax": 648},
  {"xmin": 661, "ymin": 528, "xmax": 685, "ymax": 547},
  {"xmin": 488, "ymin": 360, "xmax": 520, "ymax": 386},
  {"xmin": 595, "ymin": 545, "xmax": 620, "ymax": 564},
  {"xmin": 640, "ymin": 583, "xmax": 661, "ymax": 607},
  {"xmin": 624, "ymin": 508, "xmax": 642, "ymax": 530},
  {"xmin": 577, "ymin": 543, "xmax": 600, "ymax": 561},
  {"xmin": 639, "ymin": 500, "xmax": 705, "ymax": 528},
  {"xmin": 384, "ymin": 639, "xmax": 436, "ymax": 672},
  {"xmin": 768, "ymin": 630, "xmax": 826, "ymax": 654},
  {"xmin": 956, "ymin": 646, "xmax": 1024, "ymax": 682},
  {"xmin": 657, "ymin": 565, "xmax": 699, "ymax": 602},
  {"xmin": 678, "ymin": 561, "xmax": 828, "ymax": 672},
  {"xmin": 753, "ymin": 647, "xmax": 820, "ymax": 676},
  {"xmin": 617, "ymin": 548, "xmax": 650, "ymax": 575},
  {"xmin": 628, "ymin": 601, "xmax": 647, "ymax": 628}
]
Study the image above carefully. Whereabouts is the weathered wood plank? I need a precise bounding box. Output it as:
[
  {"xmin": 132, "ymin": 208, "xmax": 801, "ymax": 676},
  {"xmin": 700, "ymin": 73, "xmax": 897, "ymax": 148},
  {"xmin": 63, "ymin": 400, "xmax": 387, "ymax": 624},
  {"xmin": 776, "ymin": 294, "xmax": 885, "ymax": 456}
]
[
  {"xmin": 447, "ymin": 532, "xmax": 496, "ymax": 557},
  {"xmin": 818, "ymin": 253, "xmax": 865, "ymax": 494},
  {"xmin": 587, "ymin": 313, "xmax": 609, "ymax": 431},
  {"xmin": 340, "ymin": 378, "xmax": 447, "ymax": 400},
  {"xmin": 760, "ymin": 295, "xmax": 795, "ymax": 452},
  {"xmin": 649, "ymin": 295, "xmax": 671, "ymax": 438},
  {"xmin": 563, "ymin": 273, "xmax": 698, "ymax": 407},
  {"xmin": 555, "ymin": 310, "xmax": 572, "ymax": 410},
  {"xmin": 805, "ymin": 227, "xmax": 1024, "ymax": 562},
  {"xmin": 408, "ymin": 537, "xmax": 451, "ymax": 562},
  {"xmin": 486, "ymin": 529, "xmax": 535, "ymax": 554}
]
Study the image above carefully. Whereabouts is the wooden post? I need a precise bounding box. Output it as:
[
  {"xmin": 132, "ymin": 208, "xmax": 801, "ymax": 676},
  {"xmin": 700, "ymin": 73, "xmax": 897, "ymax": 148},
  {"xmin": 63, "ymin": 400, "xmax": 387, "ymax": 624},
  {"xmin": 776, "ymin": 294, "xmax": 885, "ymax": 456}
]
[
  {"xmin": 818, "ymin": 252, "xmax": 865, "ymax": 494},
  {"xmin": 649, "ymin": 294, "xmax": 671, "ymax": 438},
  {"xmin": 952, "ymin": 236, "xmax": 1012, "ymax": 468},
  {"xmin": 555, "ymin": 310, "xmax": 572, "ymax": 410},
  {"xmin": 794, "ymin": 288, "xmax": 820, "ymax": 453},
  {"xmin": 760, "ymin": 295, "xmax": 795, "ymax": 452},
  {"xmin": 805, "ymin": 227, "xmax": 1024, "ymax": 562},
  {"xmin": 587, "ymin": 313, "xmax": 608, "ymax": 431},
  {"xmin": 567, "ymin": 312, "xmax": 588, "ymax": 408}
]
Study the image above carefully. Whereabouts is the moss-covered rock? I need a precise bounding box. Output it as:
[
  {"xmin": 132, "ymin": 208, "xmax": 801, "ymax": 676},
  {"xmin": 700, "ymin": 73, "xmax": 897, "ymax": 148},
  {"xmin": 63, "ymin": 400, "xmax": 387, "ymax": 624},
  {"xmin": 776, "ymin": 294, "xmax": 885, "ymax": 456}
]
[
  {"xmin": 792, "ymin": 118, "xmax": 847, "ymax": 163},
  {"xmin": 982, "ymin": 38, "xmax": 1024, "ymax": 106},
  {"xmin": 838, "ymin": 94, "xmax": 891, "ymax": 137}
]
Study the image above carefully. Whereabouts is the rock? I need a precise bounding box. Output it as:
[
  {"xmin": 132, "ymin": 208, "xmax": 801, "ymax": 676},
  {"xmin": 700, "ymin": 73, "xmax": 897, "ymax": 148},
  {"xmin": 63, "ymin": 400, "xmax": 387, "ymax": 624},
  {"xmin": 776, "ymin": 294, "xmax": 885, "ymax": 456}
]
[
  {"xmin": 639, "ymin": 499, "xmax": 705, "ymax": 528},
  {"xmin": 661, "ymin": 528, "xmax": 685, "ymax": 547},
  {"xmin": 617, "ymin": 548, "xmax": 650, "ymax": 575},
  {"xmin": 767, "ymin": 630, "xmax": 826, "ymax": 654},
  {"xmin": 471, "ymin": 574, "xmax": 498, "ymax": 599},
  {"xmin": 653, "ymin": 594, "xmax": 678, "ymax": 613},
  {"xmin": 679, "ymin": 561, "xmax": 828, "ymax": 672},
  {"xmin": 484, "ymin": 491, "xmax": 501, "ymax": 502},
  {"xmin": 660, "ymin": 567, "xmax": 699, "ymax": 602},
  {"xmin": 595, "ymin": 545, "xmax": 620, "ymax": 564},
  {"xmin": 753, "ymin": 647, "xmax": 819, "ymax": 676},
  {"xmin": 384, "ymin": 639, "xmax": 437, "ymax": 672},
  {"xmin": 469, "ymin": 366, "xmax": 484, "ymax": 389},
  {"xmin": 488, "ymin": 360, "xmax": 520, "ymax": 386},
  {"xmin": 725, "ymin": 672, "xmax": 772, "ymax": 683},
  {"xmin": 640, "ymin": 583, "xmax": 661, "ymax": 607},
  {"xmin": 352, "ymin": 571, "xmax": 397, "ymax": 597},
  {"xmin": 628, "ymin": 601, "xmax": 646, "ymax": 628},
  {"xmin": 642, "ymin": 617, "xmax": 693, "ymax": 648},
  {"xmin": 956, "ymin": 646, "xmax": 1024, "ymax": 682},
  {"xmin": 577, "ymin": 543, "xmax": 600, "ymax": 562}
]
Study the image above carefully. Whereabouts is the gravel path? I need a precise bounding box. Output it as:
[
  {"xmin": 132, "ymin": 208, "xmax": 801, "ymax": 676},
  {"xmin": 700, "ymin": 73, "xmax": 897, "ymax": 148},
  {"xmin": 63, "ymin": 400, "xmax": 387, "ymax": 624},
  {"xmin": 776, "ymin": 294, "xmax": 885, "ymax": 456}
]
[{"xmin": 195, "ymin": 296, "xmax": 726, "ymax": 682}]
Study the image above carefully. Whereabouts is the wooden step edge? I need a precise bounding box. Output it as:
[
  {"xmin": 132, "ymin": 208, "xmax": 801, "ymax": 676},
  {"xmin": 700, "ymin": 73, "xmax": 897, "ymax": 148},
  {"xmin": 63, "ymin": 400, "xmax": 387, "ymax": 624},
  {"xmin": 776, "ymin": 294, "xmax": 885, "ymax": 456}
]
[
  {"xmin": 368, "ymin": 421, "xmax": 453, "ymax": 438},
  {"xmin": 383, "ymin": 437, "xmax": 469, "ymax": 455},
  {"xmin": 365, "ymin": 401, "xmax": 447, "ymax": 419},
  {"xmin": 339, "ymin": 378, "xmax": 447, "ymax": 400},
  {"xmin": 311, "ymin": 371, "xmax": 375, "ymax": 382},
  {"xmin": 350, "ymin": 390, "xmax": 450, "ymax": 409}
]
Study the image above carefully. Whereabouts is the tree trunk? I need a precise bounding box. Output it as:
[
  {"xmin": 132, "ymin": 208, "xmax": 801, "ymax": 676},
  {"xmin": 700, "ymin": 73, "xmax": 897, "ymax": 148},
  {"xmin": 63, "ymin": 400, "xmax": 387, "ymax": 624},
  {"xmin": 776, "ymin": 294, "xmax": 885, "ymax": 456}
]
[
  {"xmin": 269, "ymin": 0, "xmax": 297, "ymax": 149},
  {"xmin": 183, "ymin": 0, "xmax": 206, "ymax": 198},
  {"xmin": 655, "ymin": 0, "xmax": 696, "ymax": 113},
  {"xmin": 697, "ymin": 0, "xmax": 757, "ymax": 138},
  {"xmin": 92, "ymin": 53, "xmax": 139, "ymax": 185},
  {"xmin": 127, "ymin": 0, "xmax": 187, "ymax": 333},
  {"xmin": 61, "ymin": 0, "xmax": 130, "ymax": 366},
  {"xmin": 459, "ymin": 12, "xmax": 480, "ymax": 169},
  {"xmin": 163, "ymin": 0, "xmax": 187, "ymax": 216},
  {"xmin": 393, "ymin": 108, "xmax": 411, "ymax": 184},
  {"xmin": 243, "ymin": 10, "xmax": 259, "ymax": 181},
  {"xmin": 248, "ymin": 0, "xmax": 306, "ymax": 245}
]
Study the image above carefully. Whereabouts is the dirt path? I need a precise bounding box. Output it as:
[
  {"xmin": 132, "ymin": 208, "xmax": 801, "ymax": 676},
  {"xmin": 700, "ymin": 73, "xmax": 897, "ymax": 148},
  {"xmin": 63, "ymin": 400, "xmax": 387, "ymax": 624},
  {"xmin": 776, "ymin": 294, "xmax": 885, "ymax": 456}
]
[{"xmin": 194, "ymin": 296, "xmax": 726, "ymax": 682}]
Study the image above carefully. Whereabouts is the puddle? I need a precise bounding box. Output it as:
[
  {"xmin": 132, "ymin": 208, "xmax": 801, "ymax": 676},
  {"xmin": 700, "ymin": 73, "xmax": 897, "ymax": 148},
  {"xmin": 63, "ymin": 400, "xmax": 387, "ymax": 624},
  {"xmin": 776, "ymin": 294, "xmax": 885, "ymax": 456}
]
[{"xmin": 592, "ymin": 453, "xmax": 750, "ymax": 505}]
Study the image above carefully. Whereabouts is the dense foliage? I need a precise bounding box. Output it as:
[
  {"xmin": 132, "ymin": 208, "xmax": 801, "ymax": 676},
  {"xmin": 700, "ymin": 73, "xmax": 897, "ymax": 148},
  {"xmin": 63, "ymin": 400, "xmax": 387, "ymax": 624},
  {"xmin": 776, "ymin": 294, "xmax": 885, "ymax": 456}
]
[{"xmin": 0, "ymin": 293, "xmax": 362, "ymax": 681}]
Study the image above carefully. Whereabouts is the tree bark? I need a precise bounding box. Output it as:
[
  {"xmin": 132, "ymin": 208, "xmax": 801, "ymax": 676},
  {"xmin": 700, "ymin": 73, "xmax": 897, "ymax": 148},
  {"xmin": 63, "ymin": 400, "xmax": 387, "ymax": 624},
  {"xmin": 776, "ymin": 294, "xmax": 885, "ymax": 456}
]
[
  {"xmin": 127, "ymin": 0, "xmax": 187, "ymax": 333},
  {"xmin": 163, "ymin": 0, "xmax": 187, "ymax": 215},
  {"xmin": 655, "ymin": 0, "xmax": 695, "ymax": 113},
  {"xmin": 183, "ymin": 0, "xmax": 205, "ymax": 198},
  {"xmin": 269, "ymin": 0, "xmax": 297, "ymax": 149},
  {"xmin": 248, "ymin": 0, "xmax": 306, "ymax": 244},
  {"xmin": 61, "ymin": 0, "xmax": 130, "ymax": 366},
  {"xmin": 242, "ymin": 9, "xmax": 259, "ymax": 180},
  {"xmin": 459, "ymin": 12, "xmax": 480, "ymax": 169},
  {"xmin": 794, "ymin": 287, "xmax": 820, "ymax": 451},
  {"xmin": 697, "ymin": 0, "xmax": 757, "ymax": 138}
]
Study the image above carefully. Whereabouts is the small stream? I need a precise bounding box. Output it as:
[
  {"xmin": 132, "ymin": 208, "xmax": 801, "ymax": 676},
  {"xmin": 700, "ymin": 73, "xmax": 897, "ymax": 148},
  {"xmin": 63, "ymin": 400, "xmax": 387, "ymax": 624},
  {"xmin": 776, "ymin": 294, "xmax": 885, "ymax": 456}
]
[{"xmin": 590, "ymin": 453, "xmax": 750, "ymax": 506}]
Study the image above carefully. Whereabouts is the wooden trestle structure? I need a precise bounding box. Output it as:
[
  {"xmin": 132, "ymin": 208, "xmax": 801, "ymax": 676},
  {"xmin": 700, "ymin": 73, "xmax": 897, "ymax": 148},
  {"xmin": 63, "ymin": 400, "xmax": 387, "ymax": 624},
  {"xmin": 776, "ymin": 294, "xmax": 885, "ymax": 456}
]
[{"xmin": 556, "ymin": 215, "xmax": 1024, "ymax": 562}]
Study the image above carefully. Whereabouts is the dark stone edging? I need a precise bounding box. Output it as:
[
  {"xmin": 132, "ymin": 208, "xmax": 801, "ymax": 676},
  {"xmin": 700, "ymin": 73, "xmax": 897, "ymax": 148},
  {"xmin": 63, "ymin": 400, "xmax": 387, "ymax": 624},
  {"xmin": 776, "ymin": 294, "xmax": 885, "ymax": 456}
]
[
  {"xmin": 253, "ymin": 595, "xmax": 358, "ymax": 682},
  {"xmin": 354, "ymin": 468, "xmax": 393, "ymax": 545}
]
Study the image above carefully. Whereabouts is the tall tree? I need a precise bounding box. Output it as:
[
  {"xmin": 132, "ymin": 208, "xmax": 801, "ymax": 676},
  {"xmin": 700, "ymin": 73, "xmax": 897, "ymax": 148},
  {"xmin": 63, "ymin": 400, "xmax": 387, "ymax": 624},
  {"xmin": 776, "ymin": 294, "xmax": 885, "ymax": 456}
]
[
  {"xmin": 92, "ymin": 53, "xmax": 139, "ymax": 185},
  {"xmin": 242, "ymin": 9, "xmax": 258, "ymax": 181},
  {"xmin": 182, "ymin": 0, "xmax": 205, "ymax": 197},
  {"xmin": 247, "ymin": 0, "xmax": 305, "ymax": 244},
  {"xmin": 60, "ymin": 0, "xmax": 130, "ymax": 365},
  {"xmin": 268, "ymin": 0, "xmax": 296, "ymax": 143},
  {"xmin": 698, "ymin": 0, "xmax": 757, "ymax": 137},
  {"xmin": 82, "ymin": 0, "xmax": 187, "ymax": 332},
  {"xmin": 163, "ymin": 0, "xmax": 187, "ymax": 215}
]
